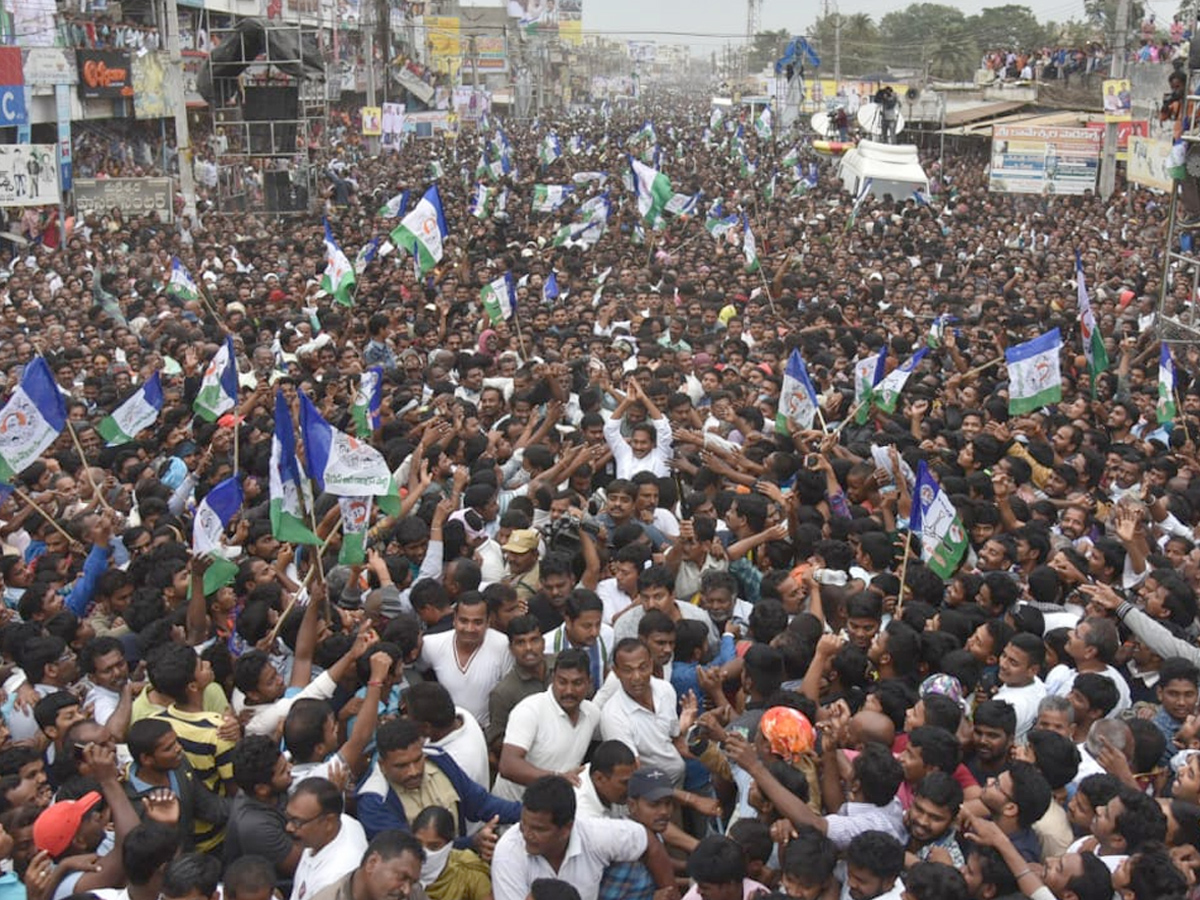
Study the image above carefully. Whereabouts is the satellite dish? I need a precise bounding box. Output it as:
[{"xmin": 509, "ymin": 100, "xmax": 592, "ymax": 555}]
[
  {"xmin": 810, "ymin": 112, "xmax": 830, "ymax": 136},
  {"xmin": 856, "ymin": 102, "xmax": 906, "ymax": 138}
]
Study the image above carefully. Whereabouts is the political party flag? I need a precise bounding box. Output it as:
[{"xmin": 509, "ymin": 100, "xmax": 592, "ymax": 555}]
[
  {"xmin": 539, "ymin": 134, "xmax": 562, "ymax": 166},
  {"xmin": 573, "ymin": 171, "xmax": 608, "ymax": 186},
  {"xmin": 875, "ymin": 348, "xmax": 929, "ymax": 414},
  {"xmin": 1158, "ymin": 343, "xmax": 1178, "ymax": 424},
  {"xmin": 739, "ymin": 153, "xmax": 757, "ymax": 178},
  {"xmin": 706, "ymin": 213, "xmax": 739, "ymax": 240},
  {"xmin": 354, "ymin": 237, "xmax": 380, "ymax": 276},
  {"xmin": 781, "ymin": 146, "xmax": 799, "ymax": 168},
  {"xmin": 778, "ymin": 349, "xmax": 819, "ymax": 432},
  {"xmin": 754, "ymin": 106, "xmax": 772, "ymax": 139},
  {"xmin": 481, "ymin": 272, "xmax": 517, "ymax": 325},
  {"xmin": 742, "ymin": 216, "xmax": 760, "ymax": 273},
  {"xmin": 531, "ymin": 184, "xmax": 573, "ymax": 213},
  {"xmin": 378, "ymin": 189, "xmax": 410, "ymax": 218},
  {"xmin": 710, "ymin": 107, "xmax": 723, "ymax": 129},
  {"xmin": 97, "ymin": 371, "xmax": 162, "ymax": 446},
  {"xmin": 912, "ymin": 189, "xmax": 930, "ymax": 207},
  {"xmin": 193, "ymin": 337, "xmax": 238, "ymax": 423},
  {"xmin": 1076, "ymin": 251, "xmax": 1109, "ymax": 396},
  {"xmin": 338, "ymin": 496, "xmax": 373, "ymax": 565},
  {"xmin": 664, "ymin": 192, "xmax": 701, "ymax": 216},
  {"xmin": 469, "ymin": 183, "xmax": 492, "ymax": 220},
  {"xmin": 909, "ymin": 461, "xmax": 969, "ymax": 579},
  {"xmin": 321, "ymin": 219, "xmax": 356, "ymax": 306},
  {"xmin": 299, "ymin": 391, "xmax": 396, "ymax": 501},
  {"xmin": 847, "ymin": 177, "xmax": 873, "ymax": 230},
  {"xmin": 544, "ymin": 272, "xmax": 560, "ymax": 303},
  {"xmin": 193, "ymin": 475, "xmax": 244, "ymax": 593},
  {"xmin": 0, "ymin": 357, "xmax": 67, "ymax": 482},
  {"xmin": 635, "ymin": 120, "xmax": 656, "ymax": 144},
  {"xmin": 352, "ymin": 367, "xmax": 384, "ymax": 438},
  {"xmin": 763, "ymin": 172, "xmax": 777, "ymax": 204},
  {"xmin": 927, "ymin": 314, "xmax": 958, "ymax": 349},
  {"xmin": 270, "ymin": 392, "xmax": 319, "ymax": 545},
  {"xmin": 167, "ymin": 257, "xmax": 199, "ymax": 301},
  {"xmin": 630, "ymin": 157, "xmax": 673, "ymax": 226},
  {"xmin": 1006, "ymin": 328, "xmax": 1064, "ymax": 415},
  {"xmin": 428, "ymin": 160, "xmax": 444, "ymax": 179},
  {"xmin": 390, "ymin": 186, "xmax": 449, "ymax": 276},
  {"xmin": 853, "ymin": 348, "xmax": 887, "ymax": 424}
]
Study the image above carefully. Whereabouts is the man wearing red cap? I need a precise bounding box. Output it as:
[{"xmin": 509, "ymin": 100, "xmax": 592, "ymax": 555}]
[{"xmin": 32, "ymin": 744, "xmax": 140, "ymax": 900}]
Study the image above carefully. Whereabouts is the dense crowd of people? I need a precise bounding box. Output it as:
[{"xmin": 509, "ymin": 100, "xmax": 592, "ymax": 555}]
[{"xmin": 0, "ymin": 92, "xmax": 1195, "ymax": 900}]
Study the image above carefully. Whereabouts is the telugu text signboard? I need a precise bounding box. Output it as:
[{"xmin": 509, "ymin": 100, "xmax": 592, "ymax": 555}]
[
  {"xmin": 988, "ymin": 125, "xmax": 1101, "ymax": 195},
  {"xmin": 74, "ymin": 177, "xmax": 174, "ymax": 222}
]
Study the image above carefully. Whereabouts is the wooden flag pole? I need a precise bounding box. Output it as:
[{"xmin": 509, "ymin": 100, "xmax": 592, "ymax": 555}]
[
  {"xmin": 11, "ymin": 485, "xmax": 79, "ymax": 550},
  {"xmin": 65, "ymin": 421, "xmax": 113, "ymax": 512},
  {"xmin": 960, "ymin": 356, "xmax": 1005, "ymax": 380},
  {"xmin": 896, "ymin": 530, "xmax": 914, "ymax": 616}
]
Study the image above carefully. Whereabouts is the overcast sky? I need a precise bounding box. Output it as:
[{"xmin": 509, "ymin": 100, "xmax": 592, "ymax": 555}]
[{"xmin": 581, "ymin": 0, "xmax": 1091, "ymax": 52}]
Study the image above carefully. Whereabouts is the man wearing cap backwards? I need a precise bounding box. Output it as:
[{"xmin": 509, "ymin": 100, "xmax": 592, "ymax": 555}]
[
  {"xmin": 502, "ymin": 529, "xmax": 542, "ymax": 603},
  {"xmin": 33, "ymin": 743, "xmax": 141, "ymax": 900},
  {"xmin": 597, "ymin": 767, "xmax": 688, "ymax": 900}
]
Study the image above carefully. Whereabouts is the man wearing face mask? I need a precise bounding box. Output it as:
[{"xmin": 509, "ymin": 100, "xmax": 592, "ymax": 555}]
[{"xmin": 286, "ymin": 777, "xmax": 367, "ymax": 900}]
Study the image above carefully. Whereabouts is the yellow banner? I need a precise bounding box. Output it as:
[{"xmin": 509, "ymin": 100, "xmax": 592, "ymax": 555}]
[{"xmin": 426, "ymin": 16, "xmax": 461, "ymax": 75}]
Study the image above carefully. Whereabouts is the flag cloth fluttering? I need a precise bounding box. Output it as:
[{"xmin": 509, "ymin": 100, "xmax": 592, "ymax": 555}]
[{"xmin": 98, "ymin": 371, "xmax": 163, "ymax": 446}]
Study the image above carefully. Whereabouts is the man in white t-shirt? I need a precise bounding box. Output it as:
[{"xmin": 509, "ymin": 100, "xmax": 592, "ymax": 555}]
[
  {"xmin": 419, "ymin": 593, "xmax": 513, "ymax": 728},
  {"xmin": 406, "ymin": 682, "xmax": 490, "ymax": 789},
  {"xmin": 993, "ymin": 633, "xmax": 1048, "ymax": 741},
  {"xmin": 494, "ymin": 649, "xmax": 602, "ymax": 801},
  {"xmin": 286, "ymin": 777, "xmax": 367, "ymax": 900}
]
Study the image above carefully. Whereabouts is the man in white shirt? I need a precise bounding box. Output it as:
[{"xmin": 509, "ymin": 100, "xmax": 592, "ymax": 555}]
[
  {"xmin": 286, "ymin": 777, "xmax": 367, "ymax": 900},
  {"xmin": 405, "ymin": 682, "xmax": 490, "ymax": 790},
  {"xmin": 491, "ymin": 774, "xmax": 676, "ymax": 900},
  {"xmin": 600, "ymin": 638, "xmax": 697, "ymax": 787},
  {"xmin": 419, "ymin": 593, "xmax": 514, "ymax": 728},
  {"xmin": 603, "ymin": 380, "xmax": 673, "ymax": 479},
  {"xmin": 494, "ymin": 649, "xmax": 602, "ymax": 801},
  {"xmin": 993, "ymin": 633, "xmax": 1048, "ymax": 741},
  {"xmin": 574, "ymin": 740, "xmax": 638, "ymax": 820}
]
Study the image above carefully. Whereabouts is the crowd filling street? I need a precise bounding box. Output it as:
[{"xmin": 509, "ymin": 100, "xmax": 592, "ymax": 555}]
[{"xmin": 0, "ymin": 94, "xmax": 1193, "ymax": 900}]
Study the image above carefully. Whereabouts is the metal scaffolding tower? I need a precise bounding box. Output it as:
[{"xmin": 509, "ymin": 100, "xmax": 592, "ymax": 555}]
[{"xmin": 205, "ymin": 18, "xmax": 328, "ymax": 216}]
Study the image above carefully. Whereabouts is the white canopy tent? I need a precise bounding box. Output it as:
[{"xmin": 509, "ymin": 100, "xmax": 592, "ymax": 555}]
[{"xmin": 838, "ymin": 140, "xmax": 929, "ymax": 200}]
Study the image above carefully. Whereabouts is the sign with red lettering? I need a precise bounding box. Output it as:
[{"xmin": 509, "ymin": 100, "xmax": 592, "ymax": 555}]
[{"xmin": 75, "ymin": 50, "xmax": 133, "ymax": 100}]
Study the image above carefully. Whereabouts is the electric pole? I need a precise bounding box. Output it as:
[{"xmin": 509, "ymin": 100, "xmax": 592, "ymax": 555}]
[
  {"xmin": 163, "ymin": 0, "xmax": 197, "ymax": 223},
  {"xmin": 1099, "ymin": 0, "xmax": 1130, "ymax": 199}
]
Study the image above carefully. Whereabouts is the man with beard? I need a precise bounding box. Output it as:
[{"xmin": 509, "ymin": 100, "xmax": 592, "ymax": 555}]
[{"xmin": 903, "ymin": 772, "xmax": 965, "ymax": 867}]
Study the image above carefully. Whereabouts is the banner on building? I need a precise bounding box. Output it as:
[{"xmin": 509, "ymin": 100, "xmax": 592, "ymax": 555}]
[
  {"xmin": 74, "ymin": 177, "xmax": 174, "ymax": 221},
  {"xmin": 76, "ymin": 50, "xmax": 133, "ymax": 100},
  {"xmin": 988, "ymin": 125, "xmax": 1101, "ymax": 195},
  {"xmin": 22, "ymin": 49, "xmax": 76, "ymax": 90},
  {"xmin": 426, "ymin": 16, "xmax": 461, "ymax": 75},
  {"xmin": 0, "ymin": 146, "xmax": 59, "ymax": 206},
  {"xmin": 474, "ymin": 35, "xmax": 507, "ymax": 71},
  {"xmin": 1128, "ymin": 135, "xmax": 1173, "ymax": 191},
  {"xmin": 132, "ymin": 51, "xmax": 169, "ymax": 118},
  {"xmin": 559, "ymin": 0, "xmax": 582, "ymax": 45},
  {"xmin": 394, "ymin": 59, "xmax": 436, "ymax": 105},
  {"xmin": 1084, "ymin": 119, "xmax": 1147, "ymax": 162}
]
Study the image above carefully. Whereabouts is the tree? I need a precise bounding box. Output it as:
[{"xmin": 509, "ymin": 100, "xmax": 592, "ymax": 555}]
[
  {"xmin": 748, "ymin": 29, "xmax": 791, "ymax": 74},
  {"xmin": 967, "ymin": 5, "xmax": 1053, "ymax": 50},
  {"xmin": 879, "ymin": 3, "xmax": 977, "ymax": 78},
  {"xmin": 810, "ymin": 12, "xmax": 885, "ymax": 77}
]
